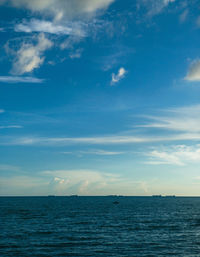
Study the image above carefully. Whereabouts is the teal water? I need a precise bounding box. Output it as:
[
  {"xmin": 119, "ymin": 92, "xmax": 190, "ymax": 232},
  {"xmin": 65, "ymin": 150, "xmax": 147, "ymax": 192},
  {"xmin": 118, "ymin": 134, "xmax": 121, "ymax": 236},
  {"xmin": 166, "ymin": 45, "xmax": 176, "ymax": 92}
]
[{"xmin": 1, "ymin": 196, "xmax": 200, "ymax": 256}]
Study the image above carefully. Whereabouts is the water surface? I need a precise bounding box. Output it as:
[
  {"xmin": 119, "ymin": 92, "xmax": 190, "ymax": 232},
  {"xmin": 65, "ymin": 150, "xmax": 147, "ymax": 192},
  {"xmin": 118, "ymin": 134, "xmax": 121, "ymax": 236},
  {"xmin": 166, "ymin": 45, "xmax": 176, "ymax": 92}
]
[{"xmin": 1, "ymin": 196, "xmax": 200, "ymax": 256}]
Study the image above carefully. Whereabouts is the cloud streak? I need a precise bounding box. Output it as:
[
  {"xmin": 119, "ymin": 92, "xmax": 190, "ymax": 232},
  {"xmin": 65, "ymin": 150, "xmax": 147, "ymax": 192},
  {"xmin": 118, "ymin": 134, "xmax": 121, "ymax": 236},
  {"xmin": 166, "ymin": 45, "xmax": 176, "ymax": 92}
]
[
  {"xmin": 2, "ymin": 105, "xmax": 200, "ymax": 147},
  {"xmin": 15, "ymin": 19, "xmax": 86, "ymax": 37},
  {"xmin": 63, "ymin": 149, "xmax": 125, "ymax": 156},
  {"xmin": 0, "ymin": 125, "xmax": 22, "ymax": 129},
  {"xmin": 0, "ymin": 76, "xmax": 44, "ymax": 83},
  {"xmin": 136, "ymin": 105, "xmax": 200, "ymax": 133},
  {"xmin": 2, "ymin": 133, "xmax": 200, "ymax": 147}
]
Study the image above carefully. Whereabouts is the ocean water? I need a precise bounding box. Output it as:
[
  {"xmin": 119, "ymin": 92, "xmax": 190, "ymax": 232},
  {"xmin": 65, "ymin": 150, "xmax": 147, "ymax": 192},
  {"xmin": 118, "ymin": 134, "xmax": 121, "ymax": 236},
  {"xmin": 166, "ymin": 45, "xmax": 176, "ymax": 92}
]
[{"xmin": 1, "ymin": 196, "xmax": 200, "ymax": 256}]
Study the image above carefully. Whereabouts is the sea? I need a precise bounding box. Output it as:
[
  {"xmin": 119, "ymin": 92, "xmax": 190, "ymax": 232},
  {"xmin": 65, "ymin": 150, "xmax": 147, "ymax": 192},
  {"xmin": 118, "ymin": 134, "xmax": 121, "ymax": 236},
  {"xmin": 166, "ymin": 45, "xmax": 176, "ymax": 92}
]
[{"xmin": 1, "ymin": 196, "xmax": 200, "ymax": 256}]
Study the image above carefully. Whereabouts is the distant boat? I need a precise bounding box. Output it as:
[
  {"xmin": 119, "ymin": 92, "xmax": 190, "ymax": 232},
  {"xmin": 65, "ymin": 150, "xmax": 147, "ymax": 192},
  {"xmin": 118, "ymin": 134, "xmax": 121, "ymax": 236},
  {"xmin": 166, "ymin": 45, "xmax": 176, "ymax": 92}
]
[
  {"xmin": 106, "ymin": 195, "xmax": 124, "ymax": 197},
  {"xmin": 113, "ymin": 201, "xmax": 120, "ymax": 204},
  {"xmin": 165, "ymin": 195, "xmax": 176, "ymax": 198}
]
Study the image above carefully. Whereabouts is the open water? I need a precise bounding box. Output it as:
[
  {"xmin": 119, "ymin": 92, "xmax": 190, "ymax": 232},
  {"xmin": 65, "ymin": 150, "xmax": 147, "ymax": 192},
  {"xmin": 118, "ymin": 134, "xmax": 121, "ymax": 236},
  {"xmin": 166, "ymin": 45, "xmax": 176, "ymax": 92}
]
[{"xmin": 1, "ymin": 196, "xmax": 200, "ymax": 256}]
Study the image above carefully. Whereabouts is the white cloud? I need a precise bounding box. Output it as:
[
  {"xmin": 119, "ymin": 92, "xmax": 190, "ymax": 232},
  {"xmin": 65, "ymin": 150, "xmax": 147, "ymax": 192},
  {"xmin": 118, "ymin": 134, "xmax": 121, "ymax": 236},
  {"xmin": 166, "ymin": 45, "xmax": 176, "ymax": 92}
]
[
  {"xmin": 0, "ymin": 169, "xmax": 150, "ymax": 196},
  {"xmin": 146, "ymin": 149, "xmax": 184, "ymax": 166},
  {"xmin": 79, "ymin": 180, "xmax": 89, "ymax": 193},
  {"xmin": 53, "ymin": 177, "xmax": 65, "ymax": 184},
  {"xmin": 11, "ymin": 33, "xmax": 53, "ymax": 75},
  {"xmin": 0, "ymin": 125, "xmax": 22, "ymax": 129},
  {"xmin": 1, "ymin": 0, "xmax": 115, "ymax": 21},
  {"xmin": 49, "ymin": 177, "xmax": 67, "ymax": 193},
  {"xmin": 43, "ymin": 169, "xmax": 122, "ymax": 195},
  {"xmin": 137, "ymin": 105, "xmax": 200, "ymax": 133},
  {"xmin": 3, "ymin": 132, "xmax": 200, "ymax": 147},
  {"xmin": 79, "ymin": 150, "xmax": 125, "ymax": 155},
  {"xmin": 2, "ymin": 1, "xmax": 115, "ymax": 74},
  {"xmin": 185, "ymin": 59, "xmax": 200, "ymax": 82},
  {"xmin": 0, "ymin": 76, "xmax": 44, "ymax": 83},
  {"xmin": 15, "ymin": 19, "xmax": 86, "ymax": 37},
  {"xmin": 62, "ymin": 149, "xmax": 125, "ymax": 156},
  {"xmin": 111, "ymin": 67, "xmax": 127, "ymax": 85},
  {"xmin": 2, "ymin": 1, "xmax": 114, "ymax": 74},
  {"xmin": 2, "ymin": 135, "xmax": 152, "ymax": 146},
  {"xmin": 146, "ymin": 144, "xmax": 200, "ymax": 166}
]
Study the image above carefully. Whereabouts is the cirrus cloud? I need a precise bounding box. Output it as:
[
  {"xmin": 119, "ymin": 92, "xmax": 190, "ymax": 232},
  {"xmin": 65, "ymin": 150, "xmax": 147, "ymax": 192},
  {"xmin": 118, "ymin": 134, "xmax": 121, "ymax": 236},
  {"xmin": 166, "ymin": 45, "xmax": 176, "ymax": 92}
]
[
  {"xmin": 139, "ymin": 0, "xmax": 176, "ymax": 17},
  {"xmin": 15, "ymin": 19, "xmax": 86, "ymax": 37},
  {"xmin": 0, "ymin": 76, "xmax": 44, "ymax": 83}
]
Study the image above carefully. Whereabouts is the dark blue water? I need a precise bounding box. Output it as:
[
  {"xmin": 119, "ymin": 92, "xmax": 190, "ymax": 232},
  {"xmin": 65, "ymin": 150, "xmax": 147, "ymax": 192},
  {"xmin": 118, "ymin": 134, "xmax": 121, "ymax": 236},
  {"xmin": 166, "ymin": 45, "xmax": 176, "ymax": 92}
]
[{"xmin": 1, "ymin": 196, "xmax": 200, "ymax": 256}]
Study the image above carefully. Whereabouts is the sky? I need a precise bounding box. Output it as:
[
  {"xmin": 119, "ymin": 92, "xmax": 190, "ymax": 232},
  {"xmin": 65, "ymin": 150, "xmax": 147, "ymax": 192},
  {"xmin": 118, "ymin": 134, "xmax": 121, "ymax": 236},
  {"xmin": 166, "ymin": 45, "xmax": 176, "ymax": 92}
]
[{"xmin": 1, "ymin": 0, "xmax": 200, "ymax": 196}]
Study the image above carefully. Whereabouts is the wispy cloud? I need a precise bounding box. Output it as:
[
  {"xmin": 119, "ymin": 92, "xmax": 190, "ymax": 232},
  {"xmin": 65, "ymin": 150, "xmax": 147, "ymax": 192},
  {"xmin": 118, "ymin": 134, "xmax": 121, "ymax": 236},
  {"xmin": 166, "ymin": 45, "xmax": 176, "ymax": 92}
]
[
  {"xmin": 80, "ymin": 149, "xmax": 125, "ymax": 155},
  {"xmin": 2, "ymin": 105, "xmax": 200, "ymax": 147},
  {"xmin": 111, "ymin": 67, "xmax": 127, "ymax": 85},
  {"xmin": 101, "ymin": 47, "xmax": 133, "ymax": 71},
  {"xmin": 63, "ymin": 149, "xmax": 125, "ymax": 156},
  {"xmin": 60, "ymin": 35, "xmax": 83, "ymax": 50},
  {"xmin": 146, "ymin": 144, "xmax": 200, "ymax": 166},
  {"xmin": 0, "ymin": 76, "xmax": 44, "ymax": 83},
  {"xmin": 11, "ymin": 33, "xmax": 53, "ymax": 75},
  {"xmin": 185, "ymin": 59, "xmax": 200, "ymax": 82},
  {"xmin": 1, "ymin": 135, "xmax": 151, "ymax": 146},
  {"xmin": 0, "ymin": 109, "xmax": 5, "ymax": 113},
  {"xmin": 136, "ymin": 105, "xmax": 200, "ymax": 133},
  {"xmin": 0, "ymin": 125, "xmax": 22, "ymax": 129},
  {"xmin": 3, "ymin": 133, "xmax": 200, "ymax": 147},
  {"xmin": 139, "ymin": 0, "xmax": 176, "ymax": 17},
  {"xmin": 15, "ymin": 19, "xmax": 86, "ymax": 37}
]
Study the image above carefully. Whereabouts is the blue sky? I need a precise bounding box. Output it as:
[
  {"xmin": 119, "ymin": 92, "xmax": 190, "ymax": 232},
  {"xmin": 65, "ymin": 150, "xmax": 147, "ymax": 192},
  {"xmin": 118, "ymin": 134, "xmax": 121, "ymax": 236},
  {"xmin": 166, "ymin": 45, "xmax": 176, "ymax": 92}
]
[{"xmin": 1, "ymin": 0, "xmax": 200, "ymax": 196}]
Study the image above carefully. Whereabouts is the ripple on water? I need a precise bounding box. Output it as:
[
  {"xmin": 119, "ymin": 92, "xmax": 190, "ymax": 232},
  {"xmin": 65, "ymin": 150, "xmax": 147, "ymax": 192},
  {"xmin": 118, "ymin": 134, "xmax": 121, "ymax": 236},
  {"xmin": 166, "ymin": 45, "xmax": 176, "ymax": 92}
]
[{"xmin": 1, "ymin": 196, "xmax": 200, "ymax": 256}]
